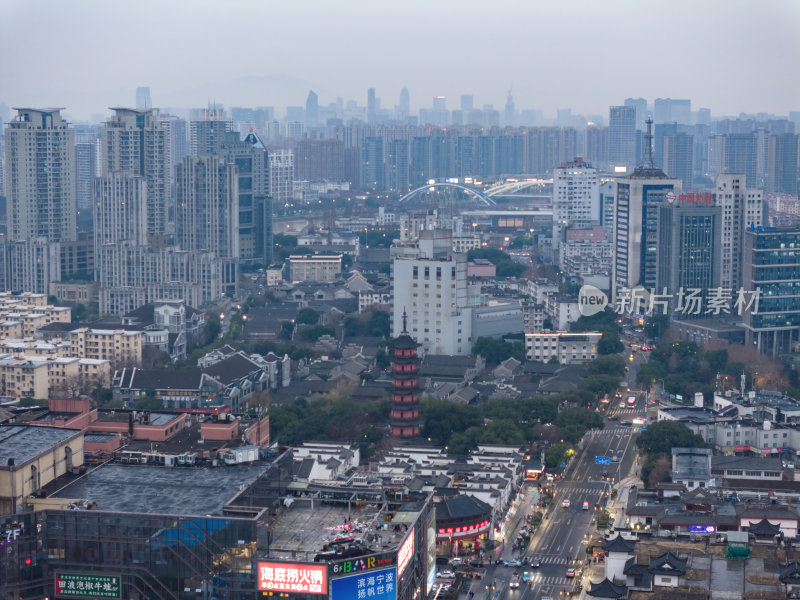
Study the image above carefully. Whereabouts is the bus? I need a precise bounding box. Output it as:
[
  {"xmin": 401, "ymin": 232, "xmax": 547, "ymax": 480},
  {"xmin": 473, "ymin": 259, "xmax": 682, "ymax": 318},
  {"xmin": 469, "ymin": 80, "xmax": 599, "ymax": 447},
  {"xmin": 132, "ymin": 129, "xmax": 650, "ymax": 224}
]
[{"xmin": 627, "ymin": 395, "xmax": 636, "ymax": 407}]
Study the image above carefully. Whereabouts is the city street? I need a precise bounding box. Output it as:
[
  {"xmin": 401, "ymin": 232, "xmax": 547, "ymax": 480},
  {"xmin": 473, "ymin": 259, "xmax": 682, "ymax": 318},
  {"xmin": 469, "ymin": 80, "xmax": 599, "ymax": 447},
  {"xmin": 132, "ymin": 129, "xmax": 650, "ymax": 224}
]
[{"xmin": 458, "ymin": 350, "xmax": 650, "ymax": 600}]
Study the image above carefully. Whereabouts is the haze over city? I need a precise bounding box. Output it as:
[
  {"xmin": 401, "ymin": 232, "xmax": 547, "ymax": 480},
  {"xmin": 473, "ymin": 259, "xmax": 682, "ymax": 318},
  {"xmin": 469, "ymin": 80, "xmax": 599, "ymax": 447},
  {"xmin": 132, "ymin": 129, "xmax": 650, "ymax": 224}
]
[
  {"xmin": 4, "ymin": 1, "xmax": 800, "ymax": 600},
  {"xmin": 2, "ymin": 0, "xmax": 799, "ymax": 121}
]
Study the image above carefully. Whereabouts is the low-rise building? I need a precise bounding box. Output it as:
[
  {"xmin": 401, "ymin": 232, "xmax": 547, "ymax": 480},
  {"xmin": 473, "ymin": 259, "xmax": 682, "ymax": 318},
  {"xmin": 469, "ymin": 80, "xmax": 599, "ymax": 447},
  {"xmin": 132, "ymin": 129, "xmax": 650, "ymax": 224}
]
[
  {"xmin": 48, "ymin": 280, "xmax": 99, "ymax": 305},
  {"xmin": 0, "ymin": 354, "xmax": 110, "ymax": 400},
  {"xmin": 0, "ymin": 424, "xmax": 85, "ymax": 513},
  {"xmin": 525, "ymin": 331, "xmax": 602, "ymax": 363},
  {"xmin": 65, "ymin": 327, "xmax": 143, "ymax": 366},
  {"xmin": 671, "ymin": 447, "xmax": 713, "ymax": 490},
  {"xmin": 289, "ymin": 254, "xmax": 343, "ymax": 282}
]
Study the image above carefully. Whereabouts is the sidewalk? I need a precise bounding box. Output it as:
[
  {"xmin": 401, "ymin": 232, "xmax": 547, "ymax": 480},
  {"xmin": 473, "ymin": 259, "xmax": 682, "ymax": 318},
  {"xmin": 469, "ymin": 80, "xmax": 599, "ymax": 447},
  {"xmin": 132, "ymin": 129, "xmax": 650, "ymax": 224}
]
[{"xmin": 575, "ymin": 459, "xmax": 641, "ymax": 599}]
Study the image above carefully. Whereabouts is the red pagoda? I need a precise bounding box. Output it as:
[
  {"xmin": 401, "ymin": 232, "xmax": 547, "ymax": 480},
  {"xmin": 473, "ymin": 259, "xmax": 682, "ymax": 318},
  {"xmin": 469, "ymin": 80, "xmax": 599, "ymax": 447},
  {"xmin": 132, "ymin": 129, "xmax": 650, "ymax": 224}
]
[{"xmin": 389, "ymin": 311, "xmax": 421, "ymax": 438}]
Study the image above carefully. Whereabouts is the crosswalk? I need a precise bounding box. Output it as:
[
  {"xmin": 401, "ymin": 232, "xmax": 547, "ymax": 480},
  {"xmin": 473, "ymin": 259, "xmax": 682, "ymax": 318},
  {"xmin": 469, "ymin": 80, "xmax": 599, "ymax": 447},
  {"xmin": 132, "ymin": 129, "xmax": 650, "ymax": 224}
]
[
  {"xmin": 599, "ymin": 426, "xmax": 637, "ymax": 434},
  {"xmin": 535, "ymin": 555, "xmax": 572, "ymax": 565},
  {"xmin": 555, "ymin": 485, "xmax": 609, "ymax": 494},
  {"xmin": 528, "ymin": 573, "xmax": 572, "ymax": 586}
]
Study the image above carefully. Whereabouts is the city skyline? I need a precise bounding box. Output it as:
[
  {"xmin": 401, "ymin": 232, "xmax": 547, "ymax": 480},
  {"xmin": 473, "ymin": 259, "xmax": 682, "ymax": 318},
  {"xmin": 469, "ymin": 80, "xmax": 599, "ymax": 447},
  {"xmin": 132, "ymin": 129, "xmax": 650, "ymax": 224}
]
[{"xmin": 1, "ymin": 0, "xmax": 799, "ymax": 122}]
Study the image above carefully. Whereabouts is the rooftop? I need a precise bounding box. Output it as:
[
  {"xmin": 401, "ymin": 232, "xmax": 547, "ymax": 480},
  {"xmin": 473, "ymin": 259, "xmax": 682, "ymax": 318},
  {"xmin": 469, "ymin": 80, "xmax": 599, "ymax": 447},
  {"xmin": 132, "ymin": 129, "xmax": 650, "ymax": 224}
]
[
  {"xmin": 267, "ymin": 493, "xmax": 419, "ymax": 563},
  {"xmin": 0, "ymin": 425, "xmax": 82, "ymax": 468},
  {"xmin": 50, "ymin": 463, "xmax": 268, "ymax": 515}
]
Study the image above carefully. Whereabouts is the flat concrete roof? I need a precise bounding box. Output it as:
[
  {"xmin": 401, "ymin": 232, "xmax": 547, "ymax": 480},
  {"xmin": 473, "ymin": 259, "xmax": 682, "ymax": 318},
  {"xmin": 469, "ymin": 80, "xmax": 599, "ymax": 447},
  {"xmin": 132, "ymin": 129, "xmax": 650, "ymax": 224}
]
[
  {"xmin": 268, "ymin": 498, "xmax": 410, "ymax": 563},
  {"xmin": 51, "ymin": 463, "xmax": 268, "ymax": 516},
  {"xmin": 0, "ymin": 425, "xmax": 81, "ymax": 468}
]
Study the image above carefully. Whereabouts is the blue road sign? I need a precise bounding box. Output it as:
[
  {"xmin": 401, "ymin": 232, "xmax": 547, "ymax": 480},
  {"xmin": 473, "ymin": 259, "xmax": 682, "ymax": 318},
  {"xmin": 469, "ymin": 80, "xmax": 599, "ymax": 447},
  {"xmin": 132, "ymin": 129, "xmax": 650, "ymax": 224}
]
[{"xmin": 595, "ymin": 456, "xmax": 611, "ymax": 465}]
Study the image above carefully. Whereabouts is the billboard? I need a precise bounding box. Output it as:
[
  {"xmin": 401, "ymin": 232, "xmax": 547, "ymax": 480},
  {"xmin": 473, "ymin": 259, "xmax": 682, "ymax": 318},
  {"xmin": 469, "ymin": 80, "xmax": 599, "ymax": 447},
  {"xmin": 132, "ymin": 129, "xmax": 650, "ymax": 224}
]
[
  {"xmin": 257, "ymin": 561, "xmax": 327, "ymax": 595},
  {"xmin": 688, "ymin": 525, "xmax": 716, "ymax": 533},
  {"xmin": 331, "ymin": 552, "xmax": 396, "ymax": 577},
  {"xmin": 425, "ymin": 511, "xmax": 436, "ymax": 595},
  {"xmin": 55, "ymin": 573, "xmax": 121, "ymax": 599},
  {"xmin": 397, "ymin": 528, "xmax": 414, "ymax": 577},
  {"xmin": 331, "ymin": 566, "xmax": 397, "ymax": 600}
]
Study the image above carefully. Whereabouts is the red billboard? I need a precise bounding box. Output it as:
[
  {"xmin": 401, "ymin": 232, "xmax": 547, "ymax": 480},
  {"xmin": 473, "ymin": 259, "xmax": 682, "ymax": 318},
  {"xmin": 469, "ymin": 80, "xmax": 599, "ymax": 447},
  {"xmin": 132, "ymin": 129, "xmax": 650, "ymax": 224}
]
[
  {"xmin": 258, "ymin": 562, "xmax": 327, "ymax": 595},
  {"xmin": 397, "ymin": 528, "xmax": 414, "ymax": 576}
]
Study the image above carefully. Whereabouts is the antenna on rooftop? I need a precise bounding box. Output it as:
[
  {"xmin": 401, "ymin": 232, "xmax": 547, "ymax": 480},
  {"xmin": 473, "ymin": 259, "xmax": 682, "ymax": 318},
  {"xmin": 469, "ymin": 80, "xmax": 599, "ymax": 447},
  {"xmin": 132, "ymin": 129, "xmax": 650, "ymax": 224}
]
[{"xmin": 643, "ymin": 118, "xmax": 655, "ymax": 169}]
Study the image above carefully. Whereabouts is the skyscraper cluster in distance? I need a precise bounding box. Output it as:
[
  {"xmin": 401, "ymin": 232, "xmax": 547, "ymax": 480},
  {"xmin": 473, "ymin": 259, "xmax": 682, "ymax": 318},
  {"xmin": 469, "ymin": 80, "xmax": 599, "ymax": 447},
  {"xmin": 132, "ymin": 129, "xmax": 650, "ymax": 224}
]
[{"xmin": 0, "ymin": 87, "xmax": 797, "ymax": 356}]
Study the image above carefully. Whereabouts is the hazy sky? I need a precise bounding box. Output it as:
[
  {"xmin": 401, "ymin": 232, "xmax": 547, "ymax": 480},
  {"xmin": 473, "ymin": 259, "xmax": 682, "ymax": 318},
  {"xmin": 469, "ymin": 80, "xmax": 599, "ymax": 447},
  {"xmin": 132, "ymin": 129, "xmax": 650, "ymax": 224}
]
[{"xmin": 2, "ymin": 0, "xmax": 799, "ymax": 122}]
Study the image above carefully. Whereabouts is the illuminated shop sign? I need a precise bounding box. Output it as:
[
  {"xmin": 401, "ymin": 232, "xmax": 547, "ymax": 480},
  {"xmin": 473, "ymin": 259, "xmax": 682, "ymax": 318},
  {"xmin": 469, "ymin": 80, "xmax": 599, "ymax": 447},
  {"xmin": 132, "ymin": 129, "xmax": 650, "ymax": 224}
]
[
  {"xmin": 397, "ymin": 529, "xmax": 414, "ymax": 576},
  {"xmin": 257, "ymin": 561, "xmax": 327, "ymax": 595},
  {"xmin": 331, "ymin": 552, "xmax": 396, "ymax": 576}
]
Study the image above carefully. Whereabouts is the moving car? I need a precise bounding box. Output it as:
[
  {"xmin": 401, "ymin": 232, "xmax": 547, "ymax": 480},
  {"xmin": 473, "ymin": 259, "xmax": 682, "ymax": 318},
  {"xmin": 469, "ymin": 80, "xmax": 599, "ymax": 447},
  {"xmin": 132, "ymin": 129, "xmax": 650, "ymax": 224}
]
[
  {"xmin": 583, "ymin": 500, "xmax": 590, "ymax": 511},
  {"xmin": 531, "ymin": 558, "xmax": 541, "ymax": 568},
  {"xmin": 562, "ymin": 499, "xmax": 571, "ymax": 508},
  {"xmin": 611, "ymin": 455, "xmax": 619, "ymax": 462},
  {"xmin": 436, "ymin": 570, "xmax": 455, "ymax": 579},
  {"xmin": 565, "ymin": 568, "xmax": 576, "ymax": 577},
  {"xmin": 510, "ymin": 573, "xmax": 520, "ymax": 588},
  {"xmin": 505, "ymin": 559, "xmax": 522, "ymax": 568}
]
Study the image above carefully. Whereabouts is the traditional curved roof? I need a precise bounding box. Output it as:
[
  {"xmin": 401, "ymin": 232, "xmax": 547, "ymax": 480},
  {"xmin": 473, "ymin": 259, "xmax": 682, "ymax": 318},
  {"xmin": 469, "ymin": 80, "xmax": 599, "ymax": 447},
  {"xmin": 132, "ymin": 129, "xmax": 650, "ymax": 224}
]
[
  {"xmin": 747, "ymin": 517, "xmax": 781, "ymax": 536},
  {"xmin": 587, "ymin": 578, "xmax": 627, "ymax": 598}
]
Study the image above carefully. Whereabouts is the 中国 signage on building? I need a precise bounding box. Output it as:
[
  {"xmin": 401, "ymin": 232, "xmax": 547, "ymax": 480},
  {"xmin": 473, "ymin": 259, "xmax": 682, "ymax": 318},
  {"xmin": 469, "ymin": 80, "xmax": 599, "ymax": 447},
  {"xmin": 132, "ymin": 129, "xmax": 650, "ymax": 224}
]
[
  {"xmin": 257, "ymin": 561, "xmax": 327, "ymax": 595},
  {"xmin": 55, "ymin": 573, "xmax": 121, "ymax": 599}
]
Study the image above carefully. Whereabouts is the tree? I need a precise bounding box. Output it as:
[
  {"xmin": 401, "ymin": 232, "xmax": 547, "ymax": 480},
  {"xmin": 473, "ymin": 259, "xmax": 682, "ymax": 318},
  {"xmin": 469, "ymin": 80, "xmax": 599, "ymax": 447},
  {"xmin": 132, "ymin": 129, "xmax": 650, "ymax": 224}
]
[
  {"xmin": 472, "ymin": 337, "xmax": 525, "ymax": 365},
  {"xmin": 466, "ymin": 248, "xmax": 526, "ymax": 277},
  {"xmin": 204, "ymin": 317, "xmax": 221, "ymax": 344},
  {"xmin": 298, "ymin": 325, "xmax": 335, "ymax": 340},
  {"xmin": 142, "ymin": 346, "xmax": 172, "ymax": 369},
  {"xmin": 481, "ymin": 418, "xmax": 526, "ymax": 445},
  {"xmin": 133, "ymin": 395, "xmax": 163, "ymax": 410},
  {"xmin": 579, "ymin": 374, "xmax": 622, "ymax": 398},
  {"xmin": 644, "ymin": 455, "xmax": 672, "ymax": 488},
  {"xmin": 421, "ymin": 399, "xmax": 482, "ymax": 445},
  {"xmin": 359, "ymin": 426, "xmax": 386, "ymax": 459},
  {"xmin": 296, "ymin": 307, "xmax": 320, "ymax": 325},
  {"xmin": 71, "ymin": 303, "xmax": 87, "ymax": 323},
  {"xmin": 645, "ymin": 314, "xmax": 670, "ymax": 340},
  {"xmin": 545, "ymin": 442, "xmax": 573, "ymax": 468},
  {"xmin": 588, "ymin": 355, "xmax": 627, "ymax": 378},
  {"xmin": 598, "ymin": 330, "xmax": 624, "ymax": 355},
  {"xmin": 279, "ymin": 320, "xmax": 294, "ymax": 340},
  {"xmin": 637, "ymin": 420, "xmax": 706, "ymax": 456},
  {"xmin": 555, "ymin": 407, "xmax": 604, "ymax": 432},
  {"xmin": 531, "ymin": 423, "xmax": 563, "ymax": 446},
  {"xmin": 368, "ymin": 311, "xmax": 390, "ymax": 338}
]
